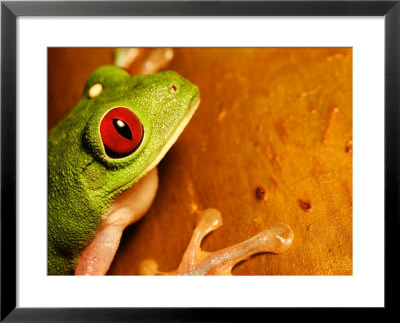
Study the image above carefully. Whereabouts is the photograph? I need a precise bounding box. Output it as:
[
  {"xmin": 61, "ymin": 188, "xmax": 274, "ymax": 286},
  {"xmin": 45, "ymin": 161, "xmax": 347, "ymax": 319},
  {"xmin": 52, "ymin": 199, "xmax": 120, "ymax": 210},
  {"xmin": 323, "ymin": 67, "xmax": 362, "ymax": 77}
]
[
  {"xmin": 2, "ymin": 0, "xmax": 398, "ymax": 318},
  {"xmin": 48, "ymin": 47, "xmax": 353, "ymax": 276}
]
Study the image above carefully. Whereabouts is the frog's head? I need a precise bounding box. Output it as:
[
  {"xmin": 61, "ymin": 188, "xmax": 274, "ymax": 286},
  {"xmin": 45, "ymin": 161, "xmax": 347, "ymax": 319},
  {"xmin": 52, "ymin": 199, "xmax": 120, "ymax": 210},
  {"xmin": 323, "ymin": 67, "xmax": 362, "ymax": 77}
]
[{"xmin": 79, "ymin": 65, "xmax": 200, "ymax": 203}]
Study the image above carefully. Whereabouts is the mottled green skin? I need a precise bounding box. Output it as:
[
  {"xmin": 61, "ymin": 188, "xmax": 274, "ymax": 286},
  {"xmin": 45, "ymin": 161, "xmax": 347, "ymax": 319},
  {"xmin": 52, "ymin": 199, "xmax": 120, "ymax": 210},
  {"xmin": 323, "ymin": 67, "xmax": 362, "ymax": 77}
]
[{"xmin": 48, "ymin": 66, "xmax": 199, "ymax": 275}]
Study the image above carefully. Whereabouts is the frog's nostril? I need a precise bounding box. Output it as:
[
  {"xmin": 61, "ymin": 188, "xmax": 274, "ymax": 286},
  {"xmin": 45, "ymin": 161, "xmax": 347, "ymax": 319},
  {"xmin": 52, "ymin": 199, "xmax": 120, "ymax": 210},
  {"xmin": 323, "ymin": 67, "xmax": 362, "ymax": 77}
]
[{"xmin": 170, "ymin": 85, "xmax": 177, "ymax": 94}]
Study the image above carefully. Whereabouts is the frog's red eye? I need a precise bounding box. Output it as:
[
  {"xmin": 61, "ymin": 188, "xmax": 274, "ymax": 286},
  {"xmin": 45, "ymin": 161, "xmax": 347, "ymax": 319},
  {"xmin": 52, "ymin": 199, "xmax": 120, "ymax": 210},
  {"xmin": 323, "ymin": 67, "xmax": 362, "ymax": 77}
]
[{"xmin": 100, "ymin": 107, "xmax": 143, "ymax": 158}]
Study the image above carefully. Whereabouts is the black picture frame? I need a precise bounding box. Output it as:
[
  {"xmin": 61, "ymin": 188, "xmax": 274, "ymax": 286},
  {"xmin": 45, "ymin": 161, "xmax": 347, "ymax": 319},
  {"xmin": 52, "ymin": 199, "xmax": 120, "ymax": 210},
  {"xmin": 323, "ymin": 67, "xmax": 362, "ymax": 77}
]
[{"xmin": 1, "ymin": 0, "xmax": 399, "ymax": 321}]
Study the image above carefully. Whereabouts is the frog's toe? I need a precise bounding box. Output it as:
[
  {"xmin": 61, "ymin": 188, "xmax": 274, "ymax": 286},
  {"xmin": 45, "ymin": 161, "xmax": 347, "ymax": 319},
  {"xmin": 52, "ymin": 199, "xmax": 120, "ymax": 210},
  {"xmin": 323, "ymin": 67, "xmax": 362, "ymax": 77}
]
[{"xmin": 139, "ymin": 208, "xmax": 294, "ymax": 276}]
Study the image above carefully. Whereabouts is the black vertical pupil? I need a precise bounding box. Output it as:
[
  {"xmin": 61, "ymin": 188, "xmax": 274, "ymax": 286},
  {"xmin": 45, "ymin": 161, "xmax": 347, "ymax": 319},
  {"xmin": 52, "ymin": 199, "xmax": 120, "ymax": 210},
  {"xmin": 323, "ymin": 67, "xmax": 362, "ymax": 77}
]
[{"xmin": 113, "ymin": 119, "xmax": 132, "ymax": 140}]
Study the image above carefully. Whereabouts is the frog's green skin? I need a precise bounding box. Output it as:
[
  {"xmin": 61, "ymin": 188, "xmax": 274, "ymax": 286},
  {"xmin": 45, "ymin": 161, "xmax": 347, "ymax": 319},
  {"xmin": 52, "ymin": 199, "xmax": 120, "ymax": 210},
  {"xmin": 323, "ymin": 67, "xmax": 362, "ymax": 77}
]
[{"xmin": 48, "ymin": 66, "xmax": 199, "ymax": 275}]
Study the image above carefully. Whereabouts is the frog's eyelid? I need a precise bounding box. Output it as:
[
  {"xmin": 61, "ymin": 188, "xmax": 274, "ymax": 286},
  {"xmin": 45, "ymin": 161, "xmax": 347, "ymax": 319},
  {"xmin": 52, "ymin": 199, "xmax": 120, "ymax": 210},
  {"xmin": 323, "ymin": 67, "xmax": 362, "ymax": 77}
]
[{"xmin": 88, "ymin": 83, "xmax": 103, "ymax": 98}]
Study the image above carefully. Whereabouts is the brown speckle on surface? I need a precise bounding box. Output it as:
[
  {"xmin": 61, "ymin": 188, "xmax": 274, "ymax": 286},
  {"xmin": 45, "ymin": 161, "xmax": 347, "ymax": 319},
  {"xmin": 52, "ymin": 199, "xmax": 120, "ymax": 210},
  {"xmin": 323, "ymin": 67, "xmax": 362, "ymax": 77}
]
[
  {"xmin": 255, "ymin": 186, "xmax": 266, "ymax": 201},
  {"xmin": 252, "ymin": 138, "xmax": 262, "ymax": 148},
  {"xmin": 298, "ymin": 199, "xmax": 312, "ymax": 211},
  {"xmin": 345, "ymin": 140, "xmax": 353, "ymax": 154}
]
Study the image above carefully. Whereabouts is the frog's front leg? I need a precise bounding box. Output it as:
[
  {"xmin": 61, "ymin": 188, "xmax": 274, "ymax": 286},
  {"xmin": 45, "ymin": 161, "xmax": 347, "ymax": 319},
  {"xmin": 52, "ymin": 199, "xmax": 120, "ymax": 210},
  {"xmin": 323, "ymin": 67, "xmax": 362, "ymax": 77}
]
[
  {"xmin": 75, "ymin": 168, "xmax": 159, "ymax": 275},
  {"xmin": 139, "ymin": 209, "xmax": 294, "ymax": 275}
]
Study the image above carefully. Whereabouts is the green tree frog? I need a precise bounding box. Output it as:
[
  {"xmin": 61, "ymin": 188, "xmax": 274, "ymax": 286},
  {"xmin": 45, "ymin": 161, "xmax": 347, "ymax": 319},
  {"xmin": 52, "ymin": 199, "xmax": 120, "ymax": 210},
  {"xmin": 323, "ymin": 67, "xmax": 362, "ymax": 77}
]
[{"xmin": 48, "ymin": 65, "xmax": 293, "ymax": 276}]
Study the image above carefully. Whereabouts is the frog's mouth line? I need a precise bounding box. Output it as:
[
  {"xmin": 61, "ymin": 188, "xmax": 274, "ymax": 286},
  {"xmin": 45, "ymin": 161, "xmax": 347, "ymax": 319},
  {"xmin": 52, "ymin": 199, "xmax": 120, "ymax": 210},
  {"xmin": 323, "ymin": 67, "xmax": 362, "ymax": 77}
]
[
  {"xmin": 106, "ymin": 96, "xmax": 200, "ymax": 201},
  {"xmin": 142, "ymin": 96, "xmax": 200, "ymax": 175}
]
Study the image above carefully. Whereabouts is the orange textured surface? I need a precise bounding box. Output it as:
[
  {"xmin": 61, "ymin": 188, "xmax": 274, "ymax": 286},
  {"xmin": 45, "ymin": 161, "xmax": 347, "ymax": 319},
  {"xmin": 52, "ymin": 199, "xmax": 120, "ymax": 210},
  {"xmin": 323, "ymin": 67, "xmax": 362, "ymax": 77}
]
[{"xmin": 48, "ymin": 48, "xmax": 352, "ymax": 275}]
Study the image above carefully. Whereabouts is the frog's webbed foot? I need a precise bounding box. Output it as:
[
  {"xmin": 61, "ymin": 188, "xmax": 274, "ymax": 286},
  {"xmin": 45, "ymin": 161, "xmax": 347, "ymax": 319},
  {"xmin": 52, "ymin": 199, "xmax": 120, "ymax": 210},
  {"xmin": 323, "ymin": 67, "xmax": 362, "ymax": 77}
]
[
  {"xmin": 138, "ymin": 208, "xmax": 294, "ymax": 275},
  {"xmin": 114, "ymin": 48, "xmax": 174, "ymax": 75}
]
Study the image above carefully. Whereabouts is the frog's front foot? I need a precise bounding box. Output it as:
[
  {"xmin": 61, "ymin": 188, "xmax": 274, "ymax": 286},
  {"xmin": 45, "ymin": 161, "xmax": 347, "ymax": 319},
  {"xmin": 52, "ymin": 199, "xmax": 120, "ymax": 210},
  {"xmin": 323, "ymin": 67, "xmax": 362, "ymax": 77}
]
[{"xmin": 139, "ymin": 209, "xmax": 294, "ymax": 275}]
